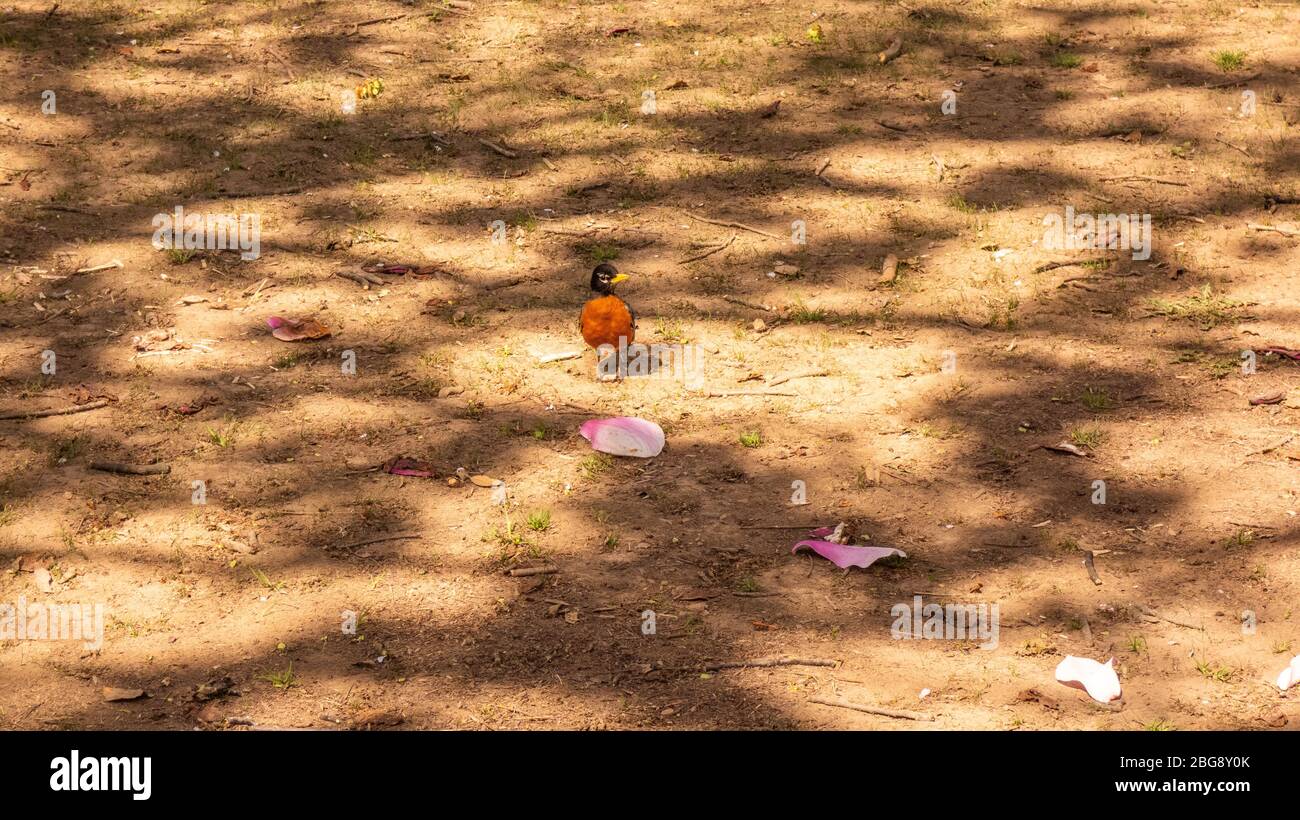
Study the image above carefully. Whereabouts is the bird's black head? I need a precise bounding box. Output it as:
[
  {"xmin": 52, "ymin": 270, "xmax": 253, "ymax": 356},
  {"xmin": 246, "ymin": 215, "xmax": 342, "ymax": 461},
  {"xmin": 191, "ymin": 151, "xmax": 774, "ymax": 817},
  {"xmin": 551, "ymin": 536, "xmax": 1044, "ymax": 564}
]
[{"xmin": 589, "ymin": 263, "xmax": 629, "ymax": 295}]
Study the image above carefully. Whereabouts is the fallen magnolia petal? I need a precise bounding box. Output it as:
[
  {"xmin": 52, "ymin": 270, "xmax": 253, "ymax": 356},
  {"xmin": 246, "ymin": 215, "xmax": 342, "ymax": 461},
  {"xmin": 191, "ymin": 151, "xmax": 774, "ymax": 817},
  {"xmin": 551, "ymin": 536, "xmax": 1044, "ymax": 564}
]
[
  {"xmin": 1259, "ymin": 346, "xmax": 1300, "ymax": 362},
  {"xmin": 1055, "ymin": 655, "xmax": 1122, "ymax": 703},
  {"xmin": 792, "ymin": 540, "xmax": 906, "ymax": 570},
  {"xmin": 807, "ymin": 522, "xmax": 848, "ymax": 543},
  {"xmin": 266, "ymin": 316, "xmax": 331, "ymax": 342},
  {"xmin": 1276, "ymin": 655, "xmax": 1300, "ymax": 691},
  {"xmin": 1250, "ymin": 391, "xmax": 1286, "ymax": 406},
  {"xmin": 579, "ymin": 417, "xmax": 665, "ymax": 458}
]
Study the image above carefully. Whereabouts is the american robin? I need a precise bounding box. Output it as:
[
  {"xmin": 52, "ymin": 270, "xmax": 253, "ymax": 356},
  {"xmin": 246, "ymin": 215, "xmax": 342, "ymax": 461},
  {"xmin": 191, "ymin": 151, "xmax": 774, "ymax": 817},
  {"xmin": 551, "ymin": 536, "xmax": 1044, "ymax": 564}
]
[{"xmin": 580, "ymin": 263, "xmax": 636, "ymax": 351}]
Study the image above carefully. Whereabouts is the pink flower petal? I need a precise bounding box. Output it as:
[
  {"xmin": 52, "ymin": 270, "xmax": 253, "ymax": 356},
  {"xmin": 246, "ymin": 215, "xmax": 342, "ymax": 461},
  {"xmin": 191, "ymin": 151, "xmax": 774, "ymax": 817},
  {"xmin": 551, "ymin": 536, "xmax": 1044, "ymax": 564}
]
[
  {"xmin": 1055, "ymin": 656, "xmax": 1122, "ymax": 703},
  {"xmin": 792, "ymin": 540, "xmax": 906, "ymax": 570},
  {"xmin": 579, "ymin": 417, "xmax": 665, "ymax": 458}
]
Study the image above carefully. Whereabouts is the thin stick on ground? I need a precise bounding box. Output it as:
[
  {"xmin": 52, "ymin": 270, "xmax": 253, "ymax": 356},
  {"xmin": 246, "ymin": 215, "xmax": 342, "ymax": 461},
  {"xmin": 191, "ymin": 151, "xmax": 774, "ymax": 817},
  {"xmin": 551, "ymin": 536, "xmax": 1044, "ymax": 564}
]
[
  {"xmin": 1248, "ymin": 222, "xmax": 1300, "ymax": 237},
  {"xmin": 74, "ymin": 260, "xmax": 123, "ymax": 274},
  {"xmin": 1033, "ymin": 258, "xmax": 1111, "ymax": 274},
  {"xmin": 652, "ymin": 657, "xmax": 837, "ymax": 674},
  {"xmin": 506, "ymin": 566, "xmax": 558, "ymax": 577},
  {"xmin": 478, "ymin": 138, "xmax": 519, "ymax": 158},
  {"xmin": 766, "ymin": 369, "xmax": 829, "ymax": 387},
  {"xmin": 1100, "ymin": 175, "xmax": 1188, "ymax": 187},
  {"xmin": 677, "ymin": 233, "xmax": 736, "ymax": 264},
  {"xmin": 707, "ymin": 389, "xmax": 797, "ymax": 398},
  {"xmin": 89, "ymin": 461, "xmax": 171, "ymax": 476},
  {"xmin": 1213, "ymin": 137, "xmax": 1250, "ymax": 156},
  {"xmin": 0, "ymin": 399, "xmax": 110, "ymax": 421},
  {"xmin": 722, "ymin": 295, "xmax": 773, "ymax": 312},
  {"xmin": 336, "ymin": 533, "xmax": 421, "ymax": 551},
  {"xmin": 684, "ymin": 213, "xmax": 781, "ymax": 240},
  {"xmin": 808, "ymin": 696, "xmax": 934, "ymax": 721}
]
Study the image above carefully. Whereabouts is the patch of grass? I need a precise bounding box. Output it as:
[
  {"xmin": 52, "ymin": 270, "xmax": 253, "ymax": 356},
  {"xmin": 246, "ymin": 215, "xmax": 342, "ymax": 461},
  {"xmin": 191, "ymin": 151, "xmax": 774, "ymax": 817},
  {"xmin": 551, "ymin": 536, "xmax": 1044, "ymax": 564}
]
[
  {"xmin": 164, "ymin": 248, "xmax": 196, "ymax": 265},
  {"xmin": 1050, "ymin": 52, "xmax": 1083, "ymax": 69},
  {"xmin": 251, "ymin": 568, "xmax": 285, "ymax": 592},
  {"xmin": 947, "ymin": 193, "xmax": 979, "ymax": 214},
  {"xmin": 579, "ymin": 453, "xmax": 613, "ymax": 480},
  {"xmin": 786, "ymin": 300, "xmax": 827, "ymax": 324},
  {"xmin": 1273, "ymin": 640, "xmax": 1293, "ymax": 655},
  {"xmin": 1080, "ymin": 387, "xmax": 1112, "ymax": 411},
  {"xmin": 1225, "ymin": 528, "xmax": 1255, "ymax": 549},
  {"xmin": 273, "ymin": 353, "xmax": 298, "ymax": 369},
  {"xmin": 526, "ymin": 509, "xmax": 551, "ymax": 532},
  {"xmin": 736, "ymin": 575, "xmax": 760, "ymax": 593},
  {"xmin": 580, "ymin": 242, "xmax": 620, "ymax": 264},
  {"xmin": 1053, "ymin": 89, "xmax": 1074, "ymax": 100},
  {"xmin": 261, "ymin": 663, "xmax": 297, "ymax": 690},
  {"xmin": 738, "ymin": 430, "xmax": 762, "ymax": 448},
  {"xmin": 1149, "ymin": 285, "xmax": 1245, "ymax": 328},
  {"xmin": 1194, "ymin": 656, "xmax": 1236, "ymax": 682},
  {"xmin": 206, "ymin": 422, "xmax": 237, "ymax": 447},
  {"xmin": 1212, "ymin": 49, "xmax": 1246, "ymax": 72},
  {"xmin": 1126, "ymin": 635, "xmax": 1148, "ymax": 653},
  {"xmin": 656, "ymin": 318, "xmax": 688, "ymax": 344},
  {"xmin": 1070, "ymin": 427, "xmax": 1104, "ymax": 449},
  {"xmin": 1144, "ymin": 718, "xmax": 1175, "ymax": 731},
  {"xmin": 0, "ymin": 504, "xmax": 17, "ymax": 527}
]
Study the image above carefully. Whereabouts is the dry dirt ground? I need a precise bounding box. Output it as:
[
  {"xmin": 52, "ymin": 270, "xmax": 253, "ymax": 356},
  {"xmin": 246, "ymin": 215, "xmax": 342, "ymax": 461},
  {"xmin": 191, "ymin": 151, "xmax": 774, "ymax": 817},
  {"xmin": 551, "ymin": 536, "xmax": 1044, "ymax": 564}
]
[{"xmin": 1, "ymin": 0, "xmax": 1299, "ymax": 731}]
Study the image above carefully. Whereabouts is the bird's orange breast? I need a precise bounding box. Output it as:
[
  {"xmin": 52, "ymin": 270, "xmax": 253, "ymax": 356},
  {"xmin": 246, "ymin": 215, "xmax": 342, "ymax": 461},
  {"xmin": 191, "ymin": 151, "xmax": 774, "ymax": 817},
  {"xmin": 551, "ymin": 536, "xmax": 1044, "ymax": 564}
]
[{"xmin": 580, "ymin": 295, "xmax": 635, "ymax": 349}]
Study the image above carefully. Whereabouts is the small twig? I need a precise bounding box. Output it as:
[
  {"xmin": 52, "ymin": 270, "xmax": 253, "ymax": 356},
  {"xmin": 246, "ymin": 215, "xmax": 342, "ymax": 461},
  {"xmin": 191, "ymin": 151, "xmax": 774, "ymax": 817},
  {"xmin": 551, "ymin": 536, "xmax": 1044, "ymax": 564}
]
[
  {"xmin": 721, "ymin": 295, "xmax": 773, "ymax": 312},
  {"xmin": 1203, "ymin": 72, "xmax": 1260, "ymax": 89},
  {"xmin": 506, "ymin": 565, "xmax": 559, "ymax": 577},
  {"xmin": 684, "ymin": 213, "xmax": 781, "ymax": 240},
  {"xmin": 1249, "ymin": 433, "xmax": 1295, "ymax": 456},
  {"xmin": 89, "ymin": 461, "xmax": 171, "ymax": 476},
  {"xmin": 766, "ymin": 369, "xmax": 828, "ymax": 387},
  {"xmin": 1100, "ymin": 175, "xmax": 1188, "ymax": 187},
  {"xmin": 336, "ymin": 533, "xmax": 421, "ymax": 551},
  {"xmin": 1033, "ymin": 258, "xmax": 1110, "ymax": 274},
  {"xmin": 536, "ymin": 351, "xmax": 582, "ymax": 364},
  {"xmin": 74, "ymin": 259, "xmax": 123, "ymax": 274},
  {"xmin": 678, "ymin": 234, "xmax": 736, "ymax": 264},
  {"xmin": 1248, "ymin": 222, "xmax": 1300, "ymax": 238},
  {"xmin": 346, "ymin": 13, "xmax": 407, "ymax": 29},
  {"xmin": 335, "ymin": 269, "xmax": 384, "ymax": 288},
  {"xmin": 876, "ymin": 119, "xmax": 909, "ymax": 133},
  {"xmin": 1213, "ymin": 137, "xmax": 1251, "ymax": 156},
  {"xmin": 1082, "ymin": 550, "xmax": 1103, "ymax": 586},
  {"xmin": 1139, "ymin": 605, "xmax": 1204, "ymax": 631},
  {"xmin": 0, "ymin": 399, "xmax": 110, "ymax": 421},
  {"xmin": 661, "ymin": 657, "xmax": 837, "ymax": 674},
  {"xmin": 809, "ymin": 696, "xmax": 933, "ymax": 721},
  {"xmin": 38, "ymin": 205, "xmax": 96, "ymax": 215},
  {"xmin": 478, "ymin": 138, "xmax": 518, "ymax": 158},
  {"xmin": 707, "ymin": 390, "xmax": 797, "ymax": 398}
]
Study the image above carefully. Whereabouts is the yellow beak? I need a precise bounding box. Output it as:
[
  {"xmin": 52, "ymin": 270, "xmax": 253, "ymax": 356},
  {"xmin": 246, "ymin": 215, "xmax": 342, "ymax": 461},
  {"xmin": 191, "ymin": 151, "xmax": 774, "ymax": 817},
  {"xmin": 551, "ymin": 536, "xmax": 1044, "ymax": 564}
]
[{"xmin": 609, "ymin": 273, "xmax": 630, "ymax": 285}]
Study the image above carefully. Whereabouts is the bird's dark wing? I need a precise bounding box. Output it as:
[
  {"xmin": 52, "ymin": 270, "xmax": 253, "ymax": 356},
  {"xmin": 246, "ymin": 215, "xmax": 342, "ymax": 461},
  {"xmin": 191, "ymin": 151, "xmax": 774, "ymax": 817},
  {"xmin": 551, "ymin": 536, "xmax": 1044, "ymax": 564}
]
[{"xmin": 627, "ymin": 300, "xmax": 638, "ymax": 331}]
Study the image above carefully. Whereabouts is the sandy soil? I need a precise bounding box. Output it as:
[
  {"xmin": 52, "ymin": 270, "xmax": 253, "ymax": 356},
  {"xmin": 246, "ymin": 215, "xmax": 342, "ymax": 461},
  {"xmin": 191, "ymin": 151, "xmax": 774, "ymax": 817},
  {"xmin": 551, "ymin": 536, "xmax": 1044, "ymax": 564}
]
[{"xmin": 1, "ymin": 0, "xmax": 1299, "ymax": 730}]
